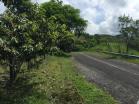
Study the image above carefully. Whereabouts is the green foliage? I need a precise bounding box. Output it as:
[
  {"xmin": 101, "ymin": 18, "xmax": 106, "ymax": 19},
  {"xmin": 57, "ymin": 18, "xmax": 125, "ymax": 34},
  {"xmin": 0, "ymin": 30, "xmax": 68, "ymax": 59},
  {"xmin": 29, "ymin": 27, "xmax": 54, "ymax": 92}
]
[
  {"xmin": 1, "ymin": 0, "xmax": 32, "ymax": 10},
  {"xmin": 0, "ymin": 0, "xmax": 87, "ymax": 82},
  {"xmin": 0, "ymin": 9, "xmax": 45, "ymax": 81},
  {"xmin": 129, "ymin": 38, "xmax": 139, "ymax": 51},
  {"xmin": 74, "ymin": 33, "xmax": 96, "ymax": 51},
  {"xmin": 118, "ymin": 15, "xmax": 139, "ymax": 53},
  {"xmin": 48, "ymin": 47, "xmax": 63, "ymax": 56},
  {"xmin": 40, "ymin": 0, "xmax": 87, "ymax": 37},
  {"xmin": 56, "ymin": 24, "xmax": 75, "ymax": 52}
]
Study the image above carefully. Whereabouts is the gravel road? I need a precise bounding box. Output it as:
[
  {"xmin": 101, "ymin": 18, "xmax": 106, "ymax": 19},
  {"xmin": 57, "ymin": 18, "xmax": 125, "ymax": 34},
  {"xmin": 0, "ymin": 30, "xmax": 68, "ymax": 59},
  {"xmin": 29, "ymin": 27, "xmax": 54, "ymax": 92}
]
[{"xmin": 73, "ymin": 53, "xmax": 139, "ymax": 104}]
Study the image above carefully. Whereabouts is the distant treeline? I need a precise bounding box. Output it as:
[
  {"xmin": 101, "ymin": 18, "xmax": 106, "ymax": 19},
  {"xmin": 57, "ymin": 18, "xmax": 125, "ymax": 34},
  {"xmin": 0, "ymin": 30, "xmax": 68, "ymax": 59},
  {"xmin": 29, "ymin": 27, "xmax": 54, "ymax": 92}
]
[{"xmin": 76, "ymin": 15, "xmax": 139, "ymax": 53}]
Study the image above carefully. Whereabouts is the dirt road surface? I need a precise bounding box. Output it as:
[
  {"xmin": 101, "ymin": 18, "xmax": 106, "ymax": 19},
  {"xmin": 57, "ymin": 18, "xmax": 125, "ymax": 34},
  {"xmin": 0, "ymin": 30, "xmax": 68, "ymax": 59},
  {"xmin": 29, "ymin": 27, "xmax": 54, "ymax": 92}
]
[{"xmin": 73, "ymin": 53, "xmax": 139, "ymax": 104}]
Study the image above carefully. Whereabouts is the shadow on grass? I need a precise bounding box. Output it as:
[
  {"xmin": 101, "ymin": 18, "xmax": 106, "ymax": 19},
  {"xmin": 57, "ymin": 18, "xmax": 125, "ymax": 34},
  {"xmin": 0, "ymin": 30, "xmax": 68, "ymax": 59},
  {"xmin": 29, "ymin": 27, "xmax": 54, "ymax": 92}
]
[
  {"xmin": 0, "ymin": 72, "xmax": 46, "ymax": 104},
  {"xmin": 55, "ymin": 53, "xmax": 72, "ymax": 58}
]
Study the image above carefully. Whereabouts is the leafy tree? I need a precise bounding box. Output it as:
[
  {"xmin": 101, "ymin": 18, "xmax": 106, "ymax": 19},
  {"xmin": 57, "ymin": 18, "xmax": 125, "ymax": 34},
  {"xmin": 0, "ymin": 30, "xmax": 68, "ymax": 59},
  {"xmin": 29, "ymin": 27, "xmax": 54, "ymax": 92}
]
[
  {"xmin": 40, "ymin": 0, "xmax": 87, "ymax": 37},
  {"xmin": 118, "ymin": 15, "xmax": 135, "ymax": 53},
  {"xmin": 0, "ymin": 8, "xmax": 44, "ymax": 82},
  {"xmin": 43, "ymin": 16, "xmax": 74, "ymax": 52},
  {"xmin": 128, "ymin": 20, "xmax": 139, "ymax": 51},
  {"xmin": 56, "ymin": 24, "xmax": 74, "ymax": 52}
]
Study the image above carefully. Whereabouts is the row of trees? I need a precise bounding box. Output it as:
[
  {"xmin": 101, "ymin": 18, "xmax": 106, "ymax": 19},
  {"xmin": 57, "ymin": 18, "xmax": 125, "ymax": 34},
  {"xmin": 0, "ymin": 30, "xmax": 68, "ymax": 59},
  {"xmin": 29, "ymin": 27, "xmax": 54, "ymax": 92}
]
[
  {"xmin": 0, "ymin": 0, "xmax": 87, "ymax": 82},
  {"xmin": 92, "ymin": 15, "xmax": 139, "ymax": 53}
]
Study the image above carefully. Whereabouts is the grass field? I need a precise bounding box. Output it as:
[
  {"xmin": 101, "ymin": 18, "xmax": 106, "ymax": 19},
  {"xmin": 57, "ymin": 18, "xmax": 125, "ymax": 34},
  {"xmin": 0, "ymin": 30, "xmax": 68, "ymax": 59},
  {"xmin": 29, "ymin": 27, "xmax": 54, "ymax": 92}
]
[
  {"xmin": 85, "ymin": 51, "xmax": 139, "ymax": 64},
  {"xmin": 88, "ymin": 43, "xmax": 139, "ymax": 55},
  {"xmin": 0, "ymin": 56, "xmax": 117, "ymax": 104},
  {"xmin": 85, "ymin": 42, "xmax": 139, "ymax": 64}
]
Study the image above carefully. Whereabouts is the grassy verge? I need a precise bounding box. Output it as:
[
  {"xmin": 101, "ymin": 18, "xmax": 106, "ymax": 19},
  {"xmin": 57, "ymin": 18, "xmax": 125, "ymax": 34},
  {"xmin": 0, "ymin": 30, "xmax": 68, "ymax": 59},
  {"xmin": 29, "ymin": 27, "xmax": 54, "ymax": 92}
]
[
  {"xmin": 0, "ymin": 56, "xmax": 117, "ymax": 104},
  {"xmin": 88, "ymin": 43, "xmax": 139, "ymax": 55},
  {"xmin": 85, "ymin": 51, "xmax": 139, "ymax": 64}
]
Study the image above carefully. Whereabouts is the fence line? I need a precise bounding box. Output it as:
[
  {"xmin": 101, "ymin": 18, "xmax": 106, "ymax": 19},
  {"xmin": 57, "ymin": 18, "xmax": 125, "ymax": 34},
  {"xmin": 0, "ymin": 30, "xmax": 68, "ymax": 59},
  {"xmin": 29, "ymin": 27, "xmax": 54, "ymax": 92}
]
[{"xmin": 102, "ymin": 51, "xmax": 139, "ymax": 59}]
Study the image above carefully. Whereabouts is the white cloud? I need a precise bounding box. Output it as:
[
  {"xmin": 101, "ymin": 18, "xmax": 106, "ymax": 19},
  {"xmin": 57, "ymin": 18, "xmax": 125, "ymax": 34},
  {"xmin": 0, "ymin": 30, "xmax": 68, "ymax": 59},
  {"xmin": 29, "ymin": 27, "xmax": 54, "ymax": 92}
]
[
  {"xmin": 62, "ymin": 0, "xmax": 139, "ymax": 35},
  {"xmin": 31, "ymin": 0, "xmax": 49, "ymax": 4},
  {"xmin": 87, "ymin": 22, "xmax": 99, "ymax": 34},
  {"xmin": 1, "ymin": 0, "xmax": 139, "ymax": 35},
  {"xmin": 0, "ymin": 2, "xmax": 6, "ymax": 13}
]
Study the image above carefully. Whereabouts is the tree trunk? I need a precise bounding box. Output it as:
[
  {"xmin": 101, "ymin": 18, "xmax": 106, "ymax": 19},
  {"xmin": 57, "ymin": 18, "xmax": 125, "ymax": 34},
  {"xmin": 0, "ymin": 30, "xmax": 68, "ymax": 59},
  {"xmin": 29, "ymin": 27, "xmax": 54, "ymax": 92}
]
[
  {"xmin": 126, "ymin": 39, "xmax": 129, "ymax": 53},
  {"xmin": 126, "ymin": 44, "xmax": 129, "ymax": 53},
  {"xmin": 43, "ymin": 54, "xmax": 46, "ymax": 59},
  {"xmin": 9, "ymin": 56, "xmax": 21, "ymax": 83},
  {"xmin": 10, "ymin": 66, "xmax": 16, "ymax": 83},
  {"xmin": 118, "ymin": 43, "xmax": 121, "ymax": 53},
  {"xmin": 27, "ymin": 60, "xmax": 31, "ymax": 70}
]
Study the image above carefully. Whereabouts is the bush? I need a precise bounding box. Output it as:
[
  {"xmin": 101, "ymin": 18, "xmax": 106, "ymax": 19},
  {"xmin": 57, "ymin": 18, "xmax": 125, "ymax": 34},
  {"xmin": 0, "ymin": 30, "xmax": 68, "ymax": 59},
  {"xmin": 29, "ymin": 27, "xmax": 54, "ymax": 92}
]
[{"xmin": 48, "ymin": 47, "xmax": 65, "ymax": 56}]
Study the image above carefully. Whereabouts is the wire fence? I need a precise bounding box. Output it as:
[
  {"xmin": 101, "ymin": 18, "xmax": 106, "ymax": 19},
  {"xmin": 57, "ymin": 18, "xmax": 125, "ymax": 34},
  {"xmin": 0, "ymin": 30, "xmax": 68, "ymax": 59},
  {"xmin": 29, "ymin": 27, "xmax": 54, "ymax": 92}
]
[{"xmin": 102, "ymin": 51, "xmax": 139, "ymax": 59}]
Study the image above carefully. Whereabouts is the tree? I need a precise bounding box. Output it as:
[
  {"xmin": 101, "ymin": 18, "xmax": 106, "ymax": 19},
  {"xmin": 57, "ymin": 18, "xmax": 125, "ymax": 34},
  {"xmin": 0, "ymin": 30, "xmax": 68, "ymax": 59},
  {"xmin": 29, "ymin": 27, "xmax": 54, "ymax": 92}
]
[
  {"xmin": 40, "ymin": 0, "xmax": 87, "ymax": 37},
  {"xmin": 0, "ymin": 9, "xmax": 44, "ymax": 82},
  {"xmin": 42, "ymin": 16, "xmax": 74, "ymax": 52},
  {"xmin": 118, "ymin": 15, "xmax": 135, "ymax": 53},
  {"xmin": 134, "ymin": 20, "xmax": 139, "ymax": 36},
  {"xmin": 56, "ymin": 24, "xmax": 74, "ymax": 52},
  {"xmin": 128, "ymin": 20, "xmax": 139, "ymax": 51}
]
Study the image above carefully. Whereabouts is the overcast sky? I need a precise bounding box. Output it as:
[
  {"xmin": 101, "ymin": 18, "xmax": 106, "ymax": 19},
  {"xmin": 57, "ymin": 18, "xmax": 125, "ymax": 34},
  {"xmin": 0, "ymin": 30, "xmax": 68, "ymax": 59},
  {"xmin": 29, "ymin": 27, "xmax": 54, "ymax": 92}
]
[{"xmin": 0, "ymin": 0, "xmax": 139, "ymax": 35}]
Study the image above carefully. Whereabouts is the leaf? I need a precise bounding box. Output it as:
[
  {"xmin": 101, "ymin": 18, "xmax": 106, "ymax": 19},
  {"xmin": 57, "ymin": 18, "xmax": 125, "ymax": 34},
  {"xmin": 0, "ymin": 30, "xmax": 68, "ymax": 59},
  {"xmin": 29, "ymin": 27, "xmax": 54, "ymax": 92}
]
[{"xmin": 11, "ymin": 37, "xmax": 18, "ymax": 44}]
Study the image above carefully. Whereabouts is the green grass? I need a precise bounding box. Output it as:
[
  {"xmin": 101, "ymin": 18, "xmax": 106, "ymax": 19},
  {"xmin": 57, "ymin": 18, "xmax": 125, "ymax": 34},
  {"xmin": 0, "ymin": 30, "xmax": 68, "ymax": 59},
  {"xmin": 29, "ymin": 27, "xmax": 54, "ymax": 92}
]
[
  {"xmin": 88, "ymin": 43, "xmax": 139, "ymax": 55},
  {"xmin": 85, "ymin": 51, "xmax": 139, "ymax": 64},
  {"xmin": 85, "ymin": 42, "xmax": 139, "ymax": 64},
  {"xmin": 0, "ymin": 56, "xmax": 118, "ymax": 104}
]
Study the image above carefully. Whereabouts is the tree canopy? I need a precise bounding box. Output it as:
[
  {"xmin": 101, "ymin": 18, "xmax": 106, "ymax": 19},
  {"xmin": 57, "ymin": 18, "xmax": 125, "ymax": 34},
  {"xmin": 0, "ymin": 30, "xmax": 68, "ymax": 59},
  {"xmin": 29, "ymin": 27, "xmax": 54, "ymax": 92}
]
[
  {"xmin": 40, "ymin": 0, "xmax": 87, "ymax": 37},
  {"xmin": 118, "ymin": 15, "xmax": 139, "ymax": 53}
]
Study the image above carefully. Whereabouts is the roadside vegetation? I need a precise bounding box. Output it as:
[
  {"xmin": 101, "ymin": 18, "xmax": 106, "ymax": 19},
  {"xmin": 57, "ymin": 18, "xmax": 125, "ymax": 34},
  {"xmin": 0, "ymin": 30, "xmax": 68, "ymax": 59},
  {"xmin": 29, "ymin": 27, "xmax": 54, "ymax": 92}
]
[
  {"xmin": 0, "ymin": 56, "xmax": 117, "ymax": 104},
  {"xmin": 85, "ymin": 51, "xmax": 139, "ymax": 64},
  {"xmin": 84, "ymin": 33, "xmax": 139, "ymax": 64}
]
